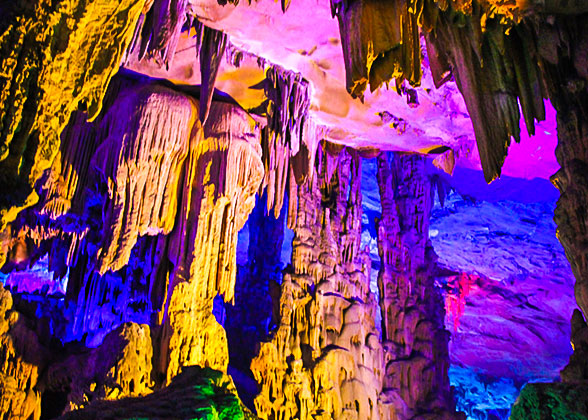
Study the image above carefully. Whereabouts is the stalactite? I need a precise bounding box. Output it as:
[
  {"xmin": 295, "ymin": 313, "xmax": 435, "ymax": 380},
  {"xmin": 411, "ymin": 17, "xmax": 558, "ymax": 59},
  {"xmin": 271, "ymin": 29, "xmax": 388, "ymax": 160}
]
[
  {"xmin": 424, "ymin": 11, "xmax": 547, "ymax": 182},
  {"xmin": 130, "ymin": 0, "xmax": 190, "ymax": 67},
  {"xmin": 328, "ymin": 0, "xmax": 553, "ymax": 181},
  {"xmin": 40, "ymin": 112, "xmax": 99, "ymax": 220},
  {"xmin": 161, "ymin": 101, "xmax": 263, "ymax": 383},
  {"xmin": 0, "ymin": 0, "xmax": 146, "ymax": 228},
  {"xmin": 251, "ymin": 142, "xmax": 383, "ymax": 420},
  {"xmin": 376, "ymin": 153, "xmax": 458, "ymax": 420},
  {"xmin": 94, "ymin": 84, "xmax": 197, "ymax": 274},
  {"xmin": 259, "ymin": 66, "xmax": 311, "ymax": 219},
  {"xmin": 330, "ymin": 0, "xmax": 422, "ymax": 99},
  {"xmin": 193, "ymin": 21, "xmax": 229, "ymax": 125}
]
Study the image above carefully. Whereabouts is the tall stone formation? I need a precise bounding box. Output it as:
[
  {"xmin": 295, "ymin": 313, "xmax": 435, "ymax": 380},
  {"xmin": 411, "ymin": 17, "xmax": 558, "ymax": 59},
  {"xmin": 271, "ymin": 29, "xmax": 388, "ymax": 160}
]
[
  {"xmin": 251, "ymin": 142, "xmax": 384, "ymax": 420},
  {"xmin": 544, "ymin": 14, "xmax": 588, "ymax": 383},
  {"xmin": 376, "ymin": 153, "xmax": 457, "ymax": 420},
  {"xmin": 160, "ymin": 100, "xmax": 263, "ymax": 382}
]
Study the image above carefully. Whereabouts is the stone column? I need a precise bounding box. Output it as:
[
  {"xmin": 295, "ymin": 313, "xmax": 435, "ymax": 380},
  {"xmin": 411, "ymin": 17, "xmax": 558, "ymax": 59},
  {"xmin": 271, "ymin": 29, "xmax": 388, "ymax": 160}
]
[
  {"xmin": 160, "ymin": 101, "xmax": 263, "ymax": 382},
  {"xmin": 376, "ymin": 153, "xmax": 458, "ymax": 420},
  {"xmin": 251, "ymin": 142, "xmax": 384, "ymax": 420}
]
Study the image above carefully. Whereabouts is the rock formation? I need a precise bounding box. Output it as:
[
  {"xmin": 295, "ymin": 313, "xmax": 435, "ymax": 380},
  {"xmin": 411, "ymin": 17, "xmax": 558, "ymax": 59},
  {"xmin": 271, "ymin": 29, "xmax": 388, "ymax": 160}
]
[
  {"xmin": 251, "ymin": 142, "xmax": 385, "ymax": 420},
  {"xmin": 0, "ymin": 68, "xmax": 265, "ymax": 416},
  {"xmin": 46, "ymin": 322, "xmax": 154, "ymax": 411},
  {"xmin": 0, "ymin": 0, "xmax": 145, "ymax": 227},
  {"xmin": 56, "ymin": 366, "xmax": 257, "ymax": 420},
  {"xmin": 376, "ymin": 153, "xmax": 457, "ymax": 420},
  {"xmin": 0, "ymin": 288, "xmax": 46, "ymax": 419}
]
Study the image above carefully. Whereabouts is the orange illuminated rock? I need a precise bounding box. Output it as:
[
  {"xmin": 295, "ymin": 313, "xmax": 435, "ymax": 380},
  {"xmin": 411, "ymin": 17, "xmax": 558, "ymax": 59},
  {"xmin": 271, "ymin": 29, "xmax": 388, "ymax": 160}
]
[
  {"xmin": 47, "ymin": 323, "xmax": 154, "ymax": 411},
  {"xmin": 0, "ymin": 288, "xmax": 46, "ymax": 420}
]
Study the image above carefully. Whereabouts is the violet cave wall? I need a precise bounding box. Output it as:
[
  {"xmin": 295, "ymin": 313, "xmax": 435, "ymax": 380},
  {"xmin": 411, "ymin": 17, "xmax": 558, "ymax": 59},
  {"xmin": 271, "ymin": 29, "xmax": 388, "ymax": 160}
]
[{"xmin": 0, "ymin": 0, "xmax": 587, "ymax": 419}]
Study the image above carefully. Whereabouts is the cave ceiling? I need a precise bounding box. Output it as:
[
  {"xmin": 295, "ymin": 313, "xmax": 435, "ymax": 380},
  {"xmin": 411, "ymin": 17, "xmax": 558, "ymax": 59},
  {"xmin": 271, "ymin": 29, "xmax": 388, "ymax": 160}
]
[{"xmin": 127, "ymin": 0, "xmax": 558, "ymax": 178}]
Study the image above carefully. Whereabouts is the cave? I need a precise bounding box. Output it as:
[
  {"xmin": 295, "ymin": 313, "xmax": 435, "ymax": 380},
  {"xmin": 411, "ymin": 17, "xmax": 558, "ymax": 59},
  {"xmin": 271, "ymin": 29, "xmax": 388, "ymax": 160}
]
[{"xmin": 0, "ymin": 0, "xmax": 587, "ymax": 419}]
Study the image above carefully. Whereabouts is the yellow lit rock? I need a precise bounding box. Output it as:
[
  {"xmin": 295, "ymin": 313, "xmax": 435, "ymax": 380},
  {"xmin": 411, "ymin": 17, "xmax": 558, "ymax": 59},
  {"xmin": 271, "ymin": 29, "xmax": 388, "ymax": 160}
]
[{"xmin": 0, "ymin": 0, "xmax": 146, "ymax": 228}]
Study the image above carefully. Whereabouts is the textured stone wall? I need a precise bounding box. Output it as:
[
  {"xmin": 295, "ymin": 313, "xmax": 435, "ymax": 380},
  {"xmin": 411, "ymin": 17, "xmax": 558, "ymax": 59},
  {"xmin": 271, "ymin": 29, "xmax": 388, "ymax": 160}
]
[
  {"xmin": 0, "ymin": 0, "xmax": 145, "ymax": 228},
  {"xmin": 0, "ymin": 74, "xmax": 264, "ymax": 416}
]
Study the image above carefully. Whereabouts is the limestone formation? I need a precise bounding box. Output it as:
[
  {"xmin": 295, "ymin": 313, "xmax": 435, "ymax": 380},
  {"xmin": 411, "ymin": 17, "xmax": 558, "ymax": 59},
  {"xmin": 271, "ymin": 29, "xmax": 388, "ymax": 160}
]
[
  {"xmin": 0, "ymin": 0, "xmax": 145, "ymax": 227},
  {"xmin": 2, "ymin": 0, "xmax": 588, "ymax": 419},
  {"xmin": 0, "ymin": 288, "xmax": 46, "ymax": 420},
  {"xmin": 56, "ymin": 366, "xmax": 259, "ymax": 420},
  {"xmin": 251, "ymin": 142, "xmax": 384, "ymax": 420},
  {"xmin": 376, "ymin": 153, "xmax": 458, "ymax": 420},
  {"xmin": 259, "ymin": 66, "xmax": 311, "ymax": 219},
  {"xmin": 94, "ymin": 84, "xmax": 197, "ymax": 274},
  {"xmin": 47, "ymin": 322, "xmax": 154, "ymax": 412},
  {"xmin": 330, "ymin": 0, "xmax": 422, "ymax": 99},
  {"xmin": 161, "ymin": 101, "xmax": 263, "ymax": 381}
]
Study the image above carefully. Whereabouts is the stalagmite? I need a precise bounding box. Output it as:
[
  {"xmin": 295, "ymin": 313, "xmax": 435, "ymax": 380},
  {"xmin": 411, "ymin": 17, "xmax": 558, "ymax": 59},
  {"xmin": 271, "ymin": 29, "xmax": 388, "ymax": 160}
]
[
  {"xmin": 376, "ymin": 153, "xmax": 458, "ymax": 420},
  {"xmin": 55, "ymin": 366, "xmax": 257, "ymax": 420},
  {"xmin": 251, "ymin": 142, "xmax": 383, "ymax": 420},
  {"xmin": 47, "ymin": 322, "xmax": 154, "ymax": 411}
]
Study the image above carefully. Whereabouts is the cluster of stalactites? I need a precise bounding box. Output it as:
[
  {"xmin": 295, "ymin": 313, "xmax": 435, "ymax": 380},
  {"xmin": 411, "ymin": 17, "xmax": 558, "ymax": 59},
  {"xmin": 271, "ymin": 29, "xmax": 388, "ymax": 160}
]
[
  {"xmin": 252, "ymin": 141, "xmax": 384, "ymax": 420},
  {"xmin": 424, "ymin": 5, "xmax": 550, "ymax": 182},
  {"xmin": 124, "ymin": 2, "xmax": 230, "ymax": 126},
  {"xmin": 330, "ymin": 0, "xmax": 422, "ymax": 98},
  {"xmin": 123, "ymin": 1, "xmax": 318, "ymax": 220},
  {"xmin": 376, "ymin": 152, "xmax": 456, "ymax": 420},
  {"xmin": 258, "ymin": 65, "xmax": 313, "ymax": 221},
  {"xmin": 0, "ymin": 72, "xmax": 264, "ymax": 389},
  {"xmin": 124, "ymin": 0, "xmax": 191, "ymax": 68},
  {"xmin": 329, "ymin": 0, "xmax": 586, "ymax": 182}
]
